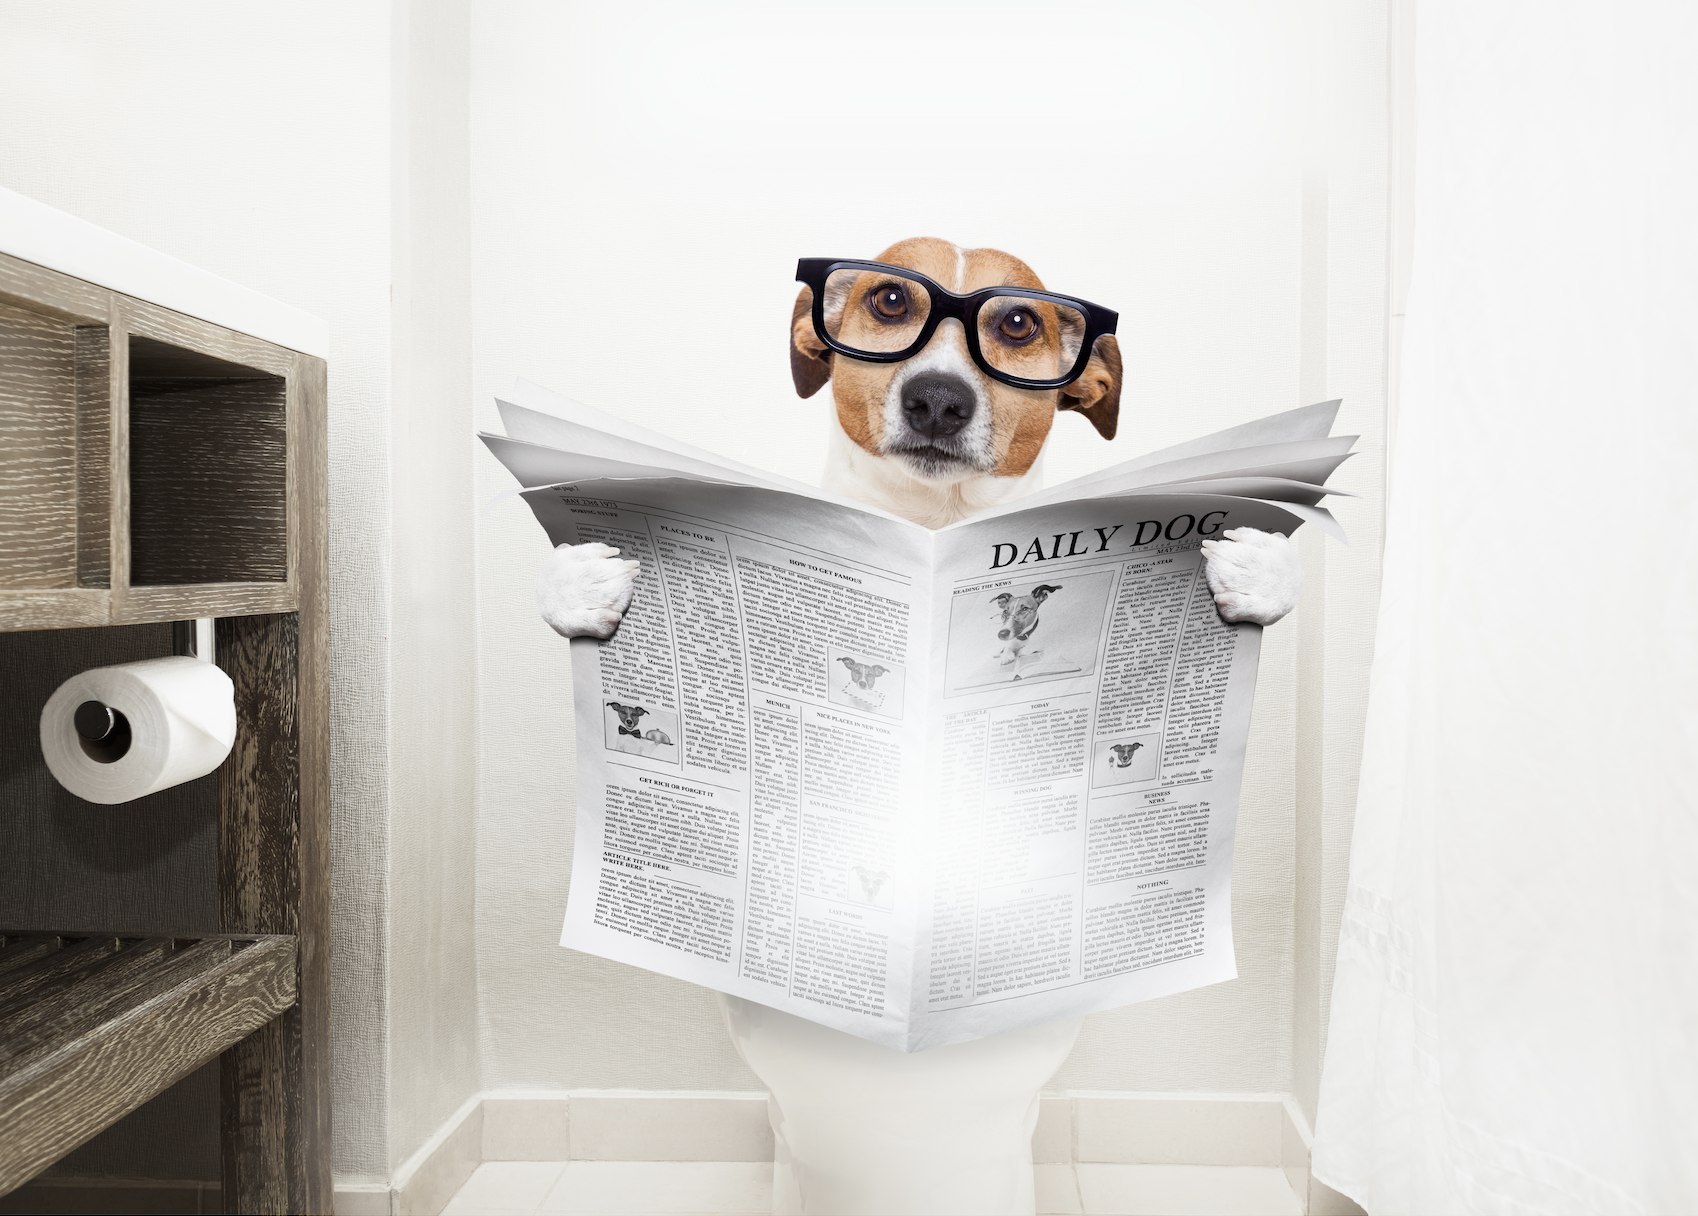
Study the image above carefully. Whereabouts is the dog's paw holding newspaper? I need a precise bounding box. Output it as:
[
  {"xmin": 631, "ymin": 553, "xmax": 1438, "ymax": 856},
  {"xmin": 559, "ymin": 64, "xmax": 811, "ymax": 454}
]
[
  {"xmin": 537, "ymin": 542, "xmax": 640, "ymax": 639},
  {"xmin": 1200, "ymin": 528, "xmax": 1303, "ymax": 627}
]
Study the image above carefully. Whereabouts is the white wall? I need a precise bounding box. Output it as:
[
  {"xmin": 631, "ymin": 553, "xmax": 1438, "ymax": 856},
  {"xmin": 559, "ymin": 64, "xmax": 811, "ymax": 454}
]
[
  {"xmin": 388, "ymin": 0, "xmax": 483, "ymax": 1175},
  {"xmin": 469, "ymin": 0, "xmax": 1388, "ymax": 1115}
]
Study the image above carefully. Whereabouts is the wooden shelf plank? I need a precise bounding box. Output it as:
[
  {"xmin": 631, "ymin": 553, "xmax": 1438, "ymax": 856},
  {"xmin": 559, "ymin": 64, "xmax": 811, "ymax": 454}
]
[
  {"xmin": 113, "ymin": 581, "xmax": 298, "ymax": 625},
  {"xmin": 0, "ymin": 934, "xmax": 295, "ymax": 1196},
  {"xmin": 0, "ymin": 584, "xmax": 305, "ymax": 632},
  {"xmin": 0, "ymin": 936, "xmax": 122, "ymax": 1020}
]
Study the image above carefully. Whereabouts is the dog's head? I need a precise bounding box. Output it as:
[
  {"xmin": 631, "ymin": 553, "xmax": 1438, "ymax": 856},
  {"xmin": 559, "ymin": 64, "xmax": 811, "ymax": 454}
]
[
  {"xmin": 838, "ymin": 656, "xmax": 888, "ymax": 689},
  {"xmin": 1109, "ymin": 741, "xmax": 1143, "ymax": 767},
  {"xmin": 607, "ymin": 702, "xmax": 647, "ymax": 729},
  {"xmin": 791, "ymin": 238, "xmax": 1123, "ymax": 485},
  {"xmin": 990, "ymin": 584, "xmax": 1063, "ymax": 640}
]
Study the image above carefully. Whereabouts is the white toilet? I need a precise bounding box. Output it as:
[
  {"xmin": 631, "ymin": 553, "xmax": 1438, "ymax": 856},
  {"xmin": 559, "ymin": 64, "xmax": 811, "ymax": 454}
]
[{"xmin": 718, "ymin": 994, "xmax": 1081, "ymax": 1215}]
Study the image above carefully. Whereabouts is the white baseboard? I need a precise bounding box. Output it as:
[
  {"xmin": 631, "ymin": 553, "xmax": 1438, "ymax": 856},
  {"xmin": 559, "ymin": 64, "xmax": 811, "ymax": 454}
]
[{"xmin": 334, "ymin": 1089, "xmax": 1367, "ymax": 1216}]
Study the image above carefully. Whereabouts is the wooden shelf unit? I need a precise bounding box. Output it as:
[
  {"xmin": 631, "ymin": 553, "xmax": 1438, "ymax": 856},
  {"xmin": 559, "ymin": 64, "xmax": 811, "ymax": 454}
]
[
  {"xmin": 0, "ymin": 249, "xmax": 329, "ymax": 1213},
  {"xmin": 0, "ymin": 934, "xmax": 297, "ymax": 1198}
]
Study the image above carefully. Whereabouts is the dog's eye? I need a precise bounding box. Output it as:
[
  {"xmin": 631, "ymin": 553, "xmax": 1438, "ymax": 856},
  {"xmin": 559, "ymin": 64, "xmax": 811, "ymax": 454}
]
[
  {"xmin": 869, "ymin": 283, "xmax": 909, "ymax": 320},
  {"xmin": 998, "ymin": 308, "xmax": 1039, "ymax": 343}
]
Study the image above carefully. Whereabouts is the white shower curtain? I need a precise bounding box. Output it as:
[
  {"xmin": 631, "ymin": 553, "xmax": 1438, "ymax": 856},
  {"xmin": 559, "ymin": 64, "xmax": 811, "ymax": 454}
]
[{"xmin": 1311, "ymin": 2, "xmax": 1698, "ymax": 1214}]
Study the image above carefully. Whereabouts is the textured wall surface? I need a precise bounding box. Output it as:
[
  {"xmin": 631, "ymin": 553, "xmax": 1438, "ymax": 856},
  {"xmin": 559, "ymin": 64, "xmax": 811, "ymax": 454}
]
[
  {"xmin": 468, "ymin": 0, "xmax": 1389, "ymax": 1099},
  {"xmin": 386, "ymin": 0, "xmax": 484, "ymax": 1170},
  {"xmin": 0, "ymin": 0, "xmax": 399, "ymax": 1179}
]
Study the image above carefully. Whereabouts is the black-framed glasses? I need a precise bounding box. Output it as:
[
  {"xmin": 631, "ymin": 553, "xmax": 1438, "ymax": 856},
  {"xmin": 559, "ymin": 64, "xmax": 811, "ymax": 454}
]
[{"xmin": 796, "ymin": 258, "xmax": 1118, "ymax": 390}]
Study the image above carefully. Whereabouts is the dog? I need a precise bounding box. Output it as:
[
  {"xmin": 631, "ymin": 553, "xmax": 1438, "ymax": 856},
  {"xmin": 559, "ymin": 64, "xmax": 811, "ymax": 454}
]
[
  {"xmin": 838, "ymin": 657, "xmax": 889, "ymax": 691},
  {"xmin": 850, "ymin": 865, "xmax": 889, "ymax": 903},
  {"xmin": 607, "ymin": 702, "xmax": 648, "ymax": 737},
  {"xmin": 991, "ymin": 584, "xmax": 1061, "ymax": 667},
  {"xmin": 1108, "ymin": 742, "xmax": 1144, "ymax": 768},
  {"xmin": 538, "ymin": 238, "xmax": 1303, "ymax": 640}
]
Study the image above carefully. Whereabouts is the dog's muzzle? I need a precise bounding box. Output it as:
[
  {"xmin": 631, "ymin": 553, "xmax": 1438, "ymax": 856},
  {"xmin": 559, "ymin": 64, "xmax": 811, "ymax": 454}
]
[
  {"xmin": 885, "ymin": 370, "xmax": 989, "ymax": 478},
  {"xmin": 900, "ymin": 373, "xmax": 976, "ymax": 440}
]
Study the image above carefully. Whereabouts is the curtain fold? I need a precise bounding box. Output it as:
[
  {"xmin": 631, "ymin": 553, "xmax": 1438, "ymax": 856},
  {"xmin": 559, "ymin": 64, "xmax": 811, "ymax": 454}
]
[{"xmin": 1312, "ymin": 3, "xmax": 1698, "ymax": 1213}]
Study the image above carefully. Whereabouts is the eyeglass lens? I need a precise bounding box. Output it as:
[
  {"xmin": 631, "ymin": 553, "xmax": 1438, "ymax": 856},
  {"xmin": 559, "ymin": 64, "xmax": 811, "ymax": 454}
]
[
  {"xmin": 823, "ymin": 267, "xmax": 1087, "ymax": 382},
  {"xmin": 823, "ymin": 267, "xmax": 934, "ymax": 354}
]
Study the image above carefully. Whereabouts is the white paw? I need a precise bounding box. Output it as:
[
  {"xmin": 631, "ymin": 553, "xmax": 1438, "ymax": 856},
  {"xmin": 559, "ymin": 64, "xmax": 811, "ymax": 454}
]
[
  {"xmin": 537, "ymin": 542, "xmax": 641, "ymax": 640},
  {"xmin": 1199, "ymin": 527, "xmax": 1303, "ymax": 627}
]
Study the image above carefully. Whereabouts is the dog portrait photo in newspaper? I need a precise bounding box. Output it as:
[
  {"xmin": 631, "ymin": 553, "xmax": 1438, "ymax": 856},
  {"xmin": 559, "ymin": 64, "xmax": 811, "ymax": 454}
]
[
  {"xmin": 1093, "ymin": 732, "xmax": 1162, "ymax": 786},
  {"xmin": 943, "ymin": 568, "xmax": 1116, "ymax": 694},
  {"xmin": 846, "ymin": 862, "xmax": 895, "ymax": 910},
  {"xmin": 826, "ymin": 645, "xmax": 906, "ymax": 718},
  {"xmin": 602, "ymin": 700, "xmax": 678, "ymax": 761}
]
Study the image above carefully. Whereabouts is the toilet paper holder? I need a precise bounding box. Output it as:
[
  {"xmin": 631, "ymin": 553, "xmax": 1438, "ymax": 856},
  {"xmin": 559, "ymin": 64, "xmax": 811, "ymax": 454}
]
[
  {"xmin": 73, "ymin": 699, "xmax": 132, "ymax": 762},
  {"xmin": 68, "ymin": 619, "xmax": 214, "ymax": 764},
  {"xmin": 171, "ymin": 618, "xmax": 215, "ymax": 665}
]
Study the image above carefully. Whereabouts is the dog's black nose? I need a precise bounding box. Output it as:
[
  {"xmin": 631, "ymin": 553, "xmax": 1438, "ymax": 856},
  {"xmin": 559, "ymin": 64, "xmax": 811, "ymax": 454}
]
[{"xmin": 901, "ymin": 373, "xmax": 977, "ymax": 439}]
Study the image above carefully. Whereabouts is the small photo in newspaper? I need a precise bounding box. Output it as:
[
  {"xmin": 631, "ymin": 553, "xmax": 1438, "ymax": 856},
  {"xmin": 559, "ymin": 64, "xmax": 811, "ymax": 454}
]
[
  {"xmin": 826, "ymin": 645, "xmax": 907, "ymax": 719},
  {"xmin": 602, "ymin": 699, "xmax": 680, "ymax": 762},
  {"xmin": 1093, "ymin": 733, "xmax": 1162, "ymax": 787},
  {"xmin": 844, "ymin": 862, "xmax": 895, "ymax": 910},
  {"xmin": 944, "ymin": 569, "xmax": 1115, "ymax": 694}
]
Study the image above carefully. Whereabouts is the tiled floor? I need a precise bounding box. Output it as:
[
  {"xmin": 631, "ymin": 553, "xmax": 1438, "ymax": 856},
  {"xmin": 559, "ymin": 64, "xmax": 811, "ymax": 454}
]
[{"xmin": 441, "ymin": 1160, "xmax": 1305, "ymax": 1216}]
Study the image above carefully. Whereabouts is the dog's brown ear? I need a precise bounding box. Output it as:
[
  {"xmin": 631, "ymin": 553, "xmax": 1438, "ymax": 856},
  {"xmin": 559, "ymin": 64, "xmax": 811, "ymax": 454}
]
[
  {"xmin": 790, "ymin": 286, "xmax": 833, "ymax": 398},
  {"xmin": 1057, "ymin": 334, "xmax": 1123, "ymax": 440}
]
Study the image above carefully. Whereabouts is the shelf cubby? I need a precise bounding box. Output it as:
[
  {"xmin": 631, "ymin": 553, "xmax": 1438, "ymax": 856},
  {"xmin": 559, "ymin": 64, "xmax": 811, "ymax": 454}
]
[{"xmin": 129, "ymin": 335, "xmax": 288, "ymax": 587}]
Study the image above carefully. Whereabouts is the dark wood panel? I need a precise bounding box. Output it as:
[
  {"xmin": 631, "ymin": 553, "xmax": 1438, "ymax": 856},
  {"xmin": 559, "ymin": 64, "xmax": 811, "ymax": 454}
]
[
  {"xmin": 106, "ymin": 307, "xmax": 130, "ymax": 619},
  {"xmin": 217, "ymin": 610, "xmax": 326, "ymax": 1213},
  {"xmin": 0, "ymin": 939, "xmax": 61, "ymax": 979},
  {"xmin": 294, "ymin": 354, "xmax": 331, "ymax": 1216},
  {"xmin": 0, "ymin": 936, "xmax": 294, "ymax": 1198},
  {"xmin": 217, "ymin": 614, "xmax": 300, "ymax": 940},
  {"xmin": 0, "ymin": 940, "xmax": 174, "ymax": 1065},
  {"xmin": 0, "ymin": 937, "xmax": 121, "ymax": 1020},
  {"xmin": 0, "ymin": 301, "xmax": 77, "ymax": 590},
  {"xmin": 129, "ymin": 378, "xmax": 287, "ymax": 586},
  {"xmin": 215, "ymin": 358, "xmax": 329, "ymax": 1215},
  {"xmin": 75, "ymin": 327, "xmax": 111, "ymax": 589}
]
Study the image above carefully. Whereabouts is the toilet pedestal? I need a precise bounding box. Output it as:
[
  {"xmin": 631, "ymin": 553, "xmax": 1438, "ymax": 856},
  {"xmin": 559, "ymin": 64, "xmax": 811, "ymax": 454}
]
[{"xmin": 718, "ymin": 994, "xmax": 1081, "ymax": 1216}]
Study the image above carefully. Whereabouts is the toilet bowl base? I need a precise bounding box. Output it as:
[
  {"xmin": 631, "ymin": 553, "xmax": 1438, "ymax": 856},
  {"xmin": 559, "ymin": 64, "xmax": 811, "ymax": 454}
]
[{"xmin": 718, "ymin": 994, "xmax": 1082, "ymax": 1216}]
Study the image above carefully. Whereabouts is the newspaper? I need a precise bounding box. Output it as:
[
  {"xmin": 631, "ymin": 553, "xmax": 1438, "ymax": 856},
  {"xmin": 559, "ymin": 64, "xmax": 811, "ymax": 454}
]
[{"xmin": 482, "ymin": 384, "xmax": 1354, "ymax": 1051}]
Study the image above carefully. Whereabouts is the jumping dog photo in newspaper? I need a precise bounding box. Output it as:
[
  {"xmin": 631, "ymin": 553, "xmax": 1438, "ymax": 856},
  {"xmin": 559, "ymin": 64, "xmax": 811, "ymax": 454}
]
[{"xmin": 943, "ymin": 569, "xmax": 1117, "ymax": 694}]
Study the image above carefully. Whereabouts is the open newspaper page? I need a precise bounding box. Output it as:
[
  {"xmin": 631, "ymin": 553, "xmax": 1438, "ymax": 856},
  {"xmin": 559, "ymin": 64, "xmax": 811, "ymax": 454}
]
[
  {"xmin": 483, "ymin": 392, "xmax": 1354, "ymax": 1051},
  {"xmin": 514, "ymin": 470, "xmax": 937, "ymax": 1051},
  {"xmin": 909, "ymin": 491, "xmax": 1307, "ymax": 1050}
]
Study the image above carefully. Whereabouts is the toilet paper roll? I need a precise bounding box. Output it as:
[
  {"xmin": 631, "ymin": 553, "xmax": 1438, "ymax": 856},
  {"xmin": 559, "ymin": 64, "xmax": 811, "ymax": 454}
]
[{"xmin": 40, "ymin": 656, "xmax": 237, "ymax": 805}]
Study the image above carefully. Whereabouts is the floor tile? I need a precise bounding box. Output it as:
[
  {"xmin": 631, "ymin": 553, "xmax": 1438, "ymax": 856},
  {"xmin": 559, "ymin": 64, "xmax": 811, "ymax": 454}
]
[
  {"xmin": 540, "ymin": 1161, "xmax": 770, "ymax": 1213},
  {"xmin": 444, "ymin": 1162, "xmax": 568, "ymax": 1213},
  {"xmin": 1037, "ymin": 1162, "xmax": 1085, "ymax": 1214},
  {"xmin": 1076, "ymin": 1164, "xmax": 1302, "ymax": 1216}
]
